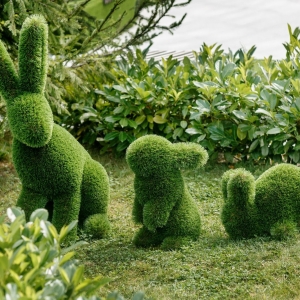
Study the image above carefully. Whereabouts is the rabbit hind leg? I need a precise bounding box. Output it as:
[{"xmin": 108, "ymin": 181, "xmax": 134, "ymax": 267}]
[{"xmin": 80, "ymin": 158, "xmax": 110, "ymax": 238}]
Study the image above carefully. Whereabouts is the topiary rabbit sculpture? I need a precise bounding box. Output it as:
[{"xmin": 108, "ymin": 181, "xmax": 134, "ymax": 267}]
[
  {"xmin": 126, "ymin": 135, "xmax": 208, "ymax": 249},
  {"xmin": 0, "ymin": 15, "xmax": 110, "ymax": 241},
  {"xmin": 221, "ymin": 163, "xmax": 300, "ymax": 240}
]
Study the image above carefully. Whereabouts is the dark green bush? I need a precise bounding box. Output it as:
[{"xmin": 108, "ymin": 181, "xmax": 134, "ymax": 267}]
[
  {"xmin": 57, "ymin": 27, "xmax": 300, "ymax": 163},
  {"xmin": 60, "ymin": 49, "xmax": 199, "ymax": 154}
]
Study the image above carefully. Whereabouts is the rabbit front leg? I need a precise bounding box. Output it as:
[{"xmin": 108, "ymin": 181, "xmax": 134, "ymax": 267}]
[
  {"xmin": 135, "ymin": 176, "xmax": 181, "ymax": 232},
  {"xmin": 51, "ymin": 191, "xmax": 81, "ymax": 242},
  {"xmin": 16, "ymin": 187, "xmax": 48, "ymax": 220},
  {"xmin": 143, "ymin": 200, "xmax": 174, "ymax": 232},
  {"xmin": 133, "ymin": 225, "xmax": 165, "ymax": 247}
]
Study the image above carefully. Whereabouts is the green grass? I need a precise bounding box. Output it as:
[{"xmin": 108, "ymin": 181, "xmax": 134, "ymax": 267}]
[{"xmin": 1, "ymin": 142, "xmax": 300, "ymax": 299}]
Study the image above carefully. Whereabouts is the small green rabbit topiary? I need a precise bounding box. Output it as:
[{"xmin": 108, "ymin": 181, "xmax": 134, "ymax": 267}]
[
  {"xmin": 0, "ymin": 15, "xmax": 110, "ymax": 241},
  {"xmin": 126, "ymin": 135, "xmax": 208, "ymax": 249},
  {"xmin": 221, "ymin": 163, "xmax": 300, "ymax": 240}
]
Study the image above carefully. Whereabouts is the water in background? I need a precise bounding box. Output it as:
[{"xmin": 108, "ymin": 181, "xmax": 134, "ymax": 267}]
[{"xmin": 148, "ymin": 0, "xmax": 300, "ymax": 59}]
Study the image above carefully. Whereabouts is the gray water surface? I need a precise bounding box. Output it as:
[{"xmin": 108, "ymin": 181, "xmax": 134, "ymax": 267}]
[{"xmin": 149, "ymin": 0, "xmax": 300, "ymax": 59}]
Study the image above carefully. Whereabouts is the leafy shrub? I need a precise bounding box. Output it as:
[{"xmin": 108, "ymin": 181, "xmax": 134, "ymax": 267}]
[
  {"xmin": 0, "ymin": 207, "xmax": 145, "ymax": 300},
  {"xmin": 60, "ymin": 48, "xmax": 199, "ymax": 154},
  {"xmin": 0, "ymin": 207, "xmax": 106, "ymax": 299},
  {"xmin": 57, "ymin": 25, "xmax": 300, "ymax": 163}
]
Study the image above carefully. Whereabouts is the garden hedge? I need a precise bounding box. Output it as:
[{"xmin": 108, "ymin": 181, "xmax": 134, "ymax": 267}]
[{"xmin": 58, "ymin": 26, "xmax": 300, "ymax": 164}]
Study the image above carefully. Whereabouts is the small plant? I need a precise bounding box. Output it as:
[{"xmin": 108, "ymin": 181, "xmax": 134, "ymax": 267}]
[
  {"xmin": 126, "ymin": 134, "xmax": 208, "ymax": 249},
  {"xmin": 0, "ymin": 206, "xmax": 146, "ymax": 300},
  {"xmin": 221, "ymin": 163, "xmax": 300, "ymax": 239},
  {"xmin": 0, "ymin": 207, "xmax": 110, "ymax": 299}
]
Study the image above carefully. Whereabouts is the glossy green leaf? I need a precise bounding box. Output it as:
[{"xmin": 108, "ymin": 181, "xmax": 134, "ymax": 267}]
[
  {"xmin": 119, "ymin": 118, "xmax": 128, "ymax": 128},
  {"xmin": 249, "ymin": 139, "xmax": 259, "ymax": 152},
  {"xmin": 237, "ymin": 127, "xmax": 247, "ymax": 140},
  {"xmin": 153, "ymin": 115, "xmax": 168, "ymax": 124},
  {"xmin": 112, "ymin": 85, "xmax": 128, "ymax": 93},
  {"xmin": 104, "ymin": 132, "xmax": 119, "ymax": 141},
  {"xmin": 173, "ymin": 127, "xmax": 183, "ymax": 139},
  {"xmin": 232, "ymin": 110, "xmax": 247, "ymax": 120},
  {"xmin": 267, "ymin": 127, "xmax": 281, "ymax": 134},
  {"xmin": 255, "ymin": 108, "xmax": 273, "ymax": 118},
  {"xmin": 105, "ymin": 116, "xmax": 120, "ymax": 123},
  {"xmin": 128, "ymin": 119, "xmax": 138, "ymax": 129},
  {"xmin": 261, "ymin": 144, "xmax": 269, "ymax": 156},
  {"xmin": 180, "ymin": 121, "xmax": 187, "ymax": 128},
  {"xmin": 113, "ymin": 106, "xmax": 125, "ymax": 114},
  {"xmin": 221, "ymin": 62, "xmax": 235, "ymax": 79},
  {"xmin": 135, "ymin": 115, "xmax": 146, "ymax": 125},
  {"xmin": 208, "ymin": 126, "xmax": 226, "ymax": 141},
  {"xmin": 30, "ymin": 209, "xmax": 49, "ymax": 222},
  {"xmin": 185, "ymin": 128, "xmax": 203, "ymax": 135},
  {"xmin": 119, "ymin": 131, "xmax": 127, "ymax": 142}
]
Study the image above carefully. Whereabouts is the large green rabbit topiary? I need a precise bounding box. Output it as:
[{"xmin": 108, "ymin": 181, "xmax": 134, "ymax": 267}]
[
  {"xmin": 126, "ymin": 135, "xmax": 208, "ymax": 249},
  {"xmin": 221, "ymin": 163, "xmax": 300, "ymax": 240},
  {"xmin": 0, "ymin": 15, "xmax": 110, "ymax": 241}
]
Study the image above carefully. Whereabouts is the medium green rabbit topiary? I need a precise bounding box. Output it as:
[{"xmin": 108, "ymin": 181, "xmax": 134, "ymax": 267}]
[
  {"xmin": 221, "ymin": 163, "xmax": 300, "ymax": 240},
  {"xmin": 126, "ymin": 135, "xmax": 208, "ymax": 249},
  {"xmin": 0, "ymin": 15, "xmax": 110, "ymax": 241}
]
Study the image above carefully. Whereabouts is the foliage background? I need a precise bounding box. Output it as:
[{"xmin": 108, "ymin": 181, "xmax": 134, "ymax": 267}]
[
  {"xmin": 59, "ymin": 33, "xmax": 300, "ymax": 164},
  {"xmin": 0, "ymin": 0, "xmax": 190, "ymax": 136}
]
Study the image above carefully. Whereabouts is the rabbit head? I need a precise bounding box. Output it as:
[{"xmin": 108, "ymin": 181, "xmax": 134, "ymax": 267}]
[
  {"xmin": 0, "ymin": 15, "xmax": 53, "ymax": 148},
  {"xmin": 126, "ymin": 135, "xmax": 208, "ymax": 177}
]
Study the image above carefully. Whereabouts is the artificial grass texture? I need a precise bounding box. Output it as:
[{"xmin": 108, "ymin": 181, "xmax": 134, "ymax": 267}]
[
  {"xmin": 0, "ymin": 15, "xmax": 110, "ymax": 241},
  {"xmin": 221, "ymin": 163, "xmax": 300, "ymax": 240},
  {"xmin": 126, "ymin": 134, "xmax": 208, "ymax": 249}
]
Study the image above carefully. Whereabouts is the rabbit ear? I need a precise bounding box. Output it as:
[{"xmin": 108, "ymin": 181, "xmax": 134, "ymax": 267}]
[
  {"xmin": 0, "ymin": 41, "xmax": 19, "ymax": 101},
  {"xmin": 173, "ymin": 142, "xmax": 208, "ymax": 170},
  {"xmin": 18, "ymin": 15, "xmax": 48, "ymax": 94}
]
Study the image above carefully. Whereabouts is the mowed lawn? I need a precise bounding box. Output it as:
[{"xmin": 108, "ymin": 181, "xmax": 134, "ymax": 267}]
[{"xmin": 2, "ymin": 142, "xmax": 300, "ymax": 299}]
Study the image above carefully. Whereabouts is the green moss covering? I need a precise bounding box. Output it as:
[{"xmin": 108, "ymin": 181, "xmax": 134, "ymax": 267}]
[
  {"xmin": 0, "ymin": 15, "xmax": 110, "ymax": 241},
  {"xmin": 126, "ymin": 134, "xmax": 208, "ymax": 249},
  {"xmin": 221, "ymin": 164, "xmax": 300, "ymax": 240}
]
